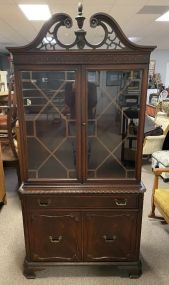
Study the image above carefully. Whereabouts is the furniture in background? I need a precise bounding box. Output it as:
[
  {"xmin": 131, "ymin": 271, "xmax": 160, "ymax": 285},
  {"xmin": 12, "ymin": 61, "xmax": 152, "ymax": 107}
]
[
  {"xmin": 0, "ymin": 71, "xmax": 8, "ymax": 94},
  {"xmin": 0, "ymin": 92, "xmax": 9, "ymax": 106},
  {"xmin": 152, "ymin": 150, "xmax": 169, "ymax": 181},
  {"xmin": 146, "ymin": 90, "xmax": 169, "ymax": 118},
  {"xmin": 145, "ymin": 89, "xmax": 158, "ymax": 118},
  {"xmin": 9, "ymin": 4, "xmax": 155, "ymax": 279},
  {"xmin": 161, "ymin": 99, "xmax": 169, "ymax": 116},
  {"xmin": 0, "ymin": 142, "xmax": 6, "ymax": 204},
  {"xmin": 121, "ymin": 107, "xmax": 138, "ymax": 163},
  {"xmin": 147, "ymin": 93, "xmax": 158, "ymax": 106},
  {"xmin": 142, "ymin": 113, "xmax": 169, "ymax": 156},
  {"xmin": 146, "ymin": 104, "xmax": 156, "ymax": 117},
  {"xmin": 146, "ymin": 89, "xmax": 158, "ymax": 105},
  {"xmin": 0, "ymin": 89, "xmax": 21, "ymax": 202},
  {"xmin": 143, "ymin": 134, "xmax": 165, "ymax": 156},
  {"xmin": 149, "ymin": 168, "xmax": 169, "ymax": 224}
]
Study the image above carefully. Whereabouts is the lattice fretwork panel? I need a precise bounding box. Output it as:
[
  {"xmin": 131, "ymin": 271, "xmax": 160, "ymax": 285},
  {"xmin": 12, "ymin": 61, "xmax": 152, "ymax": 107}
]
[
  {"xmin": 21, "ymin": 70, "xmax": 77, "ymax": 179},
  {"xmin": 87, "ymin": 70, "xmax": 142, "ymax": 179}
]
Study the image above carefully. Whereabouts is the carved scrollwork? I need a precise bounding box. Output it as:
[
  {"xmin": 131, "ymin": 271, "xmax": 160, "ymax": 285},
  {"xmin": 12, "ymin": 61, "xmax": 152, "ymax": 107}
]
[
  {"xmin": 23, "ymin": 3, "xmax": 143, "ymax": 51},
  {"xmin": 36, "ymin": 14, "xmax": 74, "ymax": 50},
  {"xmin": 86, "ymin": 15, "xmax": 126, "ymax": 50}
]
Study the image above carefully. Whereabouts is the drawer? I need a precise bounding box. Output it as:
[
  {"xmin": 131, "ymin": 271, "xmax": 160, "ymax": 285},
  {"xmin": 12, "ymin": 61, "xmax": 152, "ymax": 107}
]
[{"xmin": 24, "ymin": 193, "xmax": 139, "ymax": 209}]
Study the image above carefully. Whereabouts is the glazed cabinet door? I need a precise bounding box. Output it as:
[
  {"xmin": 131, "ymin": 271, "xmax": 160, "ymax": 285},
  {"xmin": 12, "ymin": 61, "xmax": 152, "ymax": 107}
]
[
  {"xmin": 27, "ymin": 210, "xmax": 82, "ymax": 262},
  {"xmin": 83, "ymin": 211, "xmax": 139, "ymax": 262},
  {"xmin": 85, "ymin": 69, "xmax": 143, "ymax": 181},
  {"xmin": 20, "ymin": 68, "xmax": 82, "ymax": 181}
]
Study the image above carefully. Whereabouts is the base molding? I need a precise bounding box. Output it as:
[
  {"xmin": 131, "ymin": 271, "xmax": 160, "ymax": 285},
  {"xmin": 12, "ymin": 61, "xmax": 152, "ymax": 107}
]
[{"xmin": 23, "ymin": 258, "xmax": 142, "ymax": 279}]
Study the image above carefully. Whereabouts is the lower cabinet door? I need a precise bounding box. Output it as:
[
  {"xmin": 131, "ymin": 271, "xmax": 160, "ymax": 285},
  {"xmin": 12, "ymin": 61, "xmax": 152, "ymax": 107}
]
[
  {"xmin": 28, "ymin": 210, "xmax": 82, "ymax": 262},
  {"xmin": 83, "ymin": 211, "xmax": 139, "ymax": 262}
]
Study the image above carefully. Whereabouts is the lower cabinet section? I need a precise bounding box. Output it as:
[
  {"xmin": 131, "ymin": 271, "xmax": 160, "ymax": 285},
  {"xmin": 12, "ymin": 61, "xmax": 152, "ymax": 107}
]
[
  {"xmin": 26, "ymin": 210, "xmax": 140, "ymax": 263},
  {"xmin": 21, "ymin": 191, "xmax": 143, "ymax": 278}
]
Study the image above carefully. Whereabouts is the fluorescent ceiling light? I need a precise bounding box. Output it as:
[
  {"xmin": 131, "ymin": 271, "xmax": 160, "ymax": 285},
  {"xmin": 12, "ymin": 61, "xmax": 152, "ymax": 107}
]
[
  {"xmin": 18, "ymin": 4, "xmax": 51, "ymax": 20},
  {"xmin": 128, "ymin": 37, "xmax": 141, "ymax": 43},
  {"xmin": 156, "ymin": 10, "xmax": 169, "ymax": 21}
]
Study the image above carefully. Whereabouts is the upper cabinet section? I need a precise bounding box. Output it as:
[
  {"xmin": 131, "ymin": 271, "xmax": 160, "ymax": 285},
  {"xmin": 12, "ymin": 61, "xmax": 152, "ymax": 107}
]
[{"xmin": 9, "ymin": 3, "xmax": 156, "ymax": 184}]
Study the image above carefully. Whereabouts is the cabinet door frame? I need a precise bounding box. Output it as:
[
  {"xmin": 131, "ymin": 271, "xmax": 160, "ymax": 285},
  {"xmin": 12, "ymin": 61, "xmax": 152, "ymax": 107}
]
[
  {"xmin": 27, "ymin": 210, "xmax": 82, "ymax": 262},
  {"xmin": 83, "ymin": 210, "xmax": 140, "ymax": 262},
  {"xmin": 15, "ymin": 64, "xmax": 83, "ymax": 183},
  {"xmin": 82, "ymin": 64, "xmax": 148, "ymax": 182}
]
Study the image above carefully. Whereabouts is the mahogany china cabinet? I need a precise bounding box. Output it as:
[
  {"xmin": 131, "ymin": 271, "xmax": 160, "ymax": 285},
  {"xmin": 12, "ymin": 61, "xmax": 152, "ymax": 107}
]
[{"xmin": 8, "ymin": 4, "xmax": 155, "ymax": 278}]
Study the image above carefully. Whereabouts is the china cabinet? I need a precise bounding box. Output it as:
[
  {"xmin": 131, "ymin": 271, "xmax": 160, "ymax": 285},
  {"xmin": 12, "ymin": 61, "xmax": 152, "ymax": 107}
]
[{"xmin": 8, "ymin": 4, "xmax": 155, "ymax": 278}]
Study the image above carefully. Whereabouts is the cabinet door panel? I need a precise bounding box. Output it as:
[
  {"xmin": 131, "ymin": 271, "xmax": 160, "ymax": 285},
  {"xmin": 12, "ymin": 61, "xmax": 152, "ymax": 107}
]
[
  {"xmin": 21, "ymin": 70, "xmax": 80, "ymax": 180},
  {"xmin": 28, "ymin": 211, "xmax": 82, "ymax": 262},
  {"xmin": 84, "ymin": 211, "xmax": 139, "ymax": 261},
  {"xmin": 86, "ymin": 70, "xmax": 142, "ymax": 180}
]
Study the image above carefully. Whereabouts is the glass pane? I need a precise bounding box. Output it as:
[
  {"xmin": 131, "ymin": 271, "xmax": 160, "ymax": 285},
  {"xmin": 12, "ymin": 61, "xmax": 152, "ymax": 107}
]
[
  {"xmin": 21, "ymin": 70, "xmax": 77, "ymax": 179},
  {"xmin": 87, "ymin": 70, "xmax": 142, "ymax": 179}
]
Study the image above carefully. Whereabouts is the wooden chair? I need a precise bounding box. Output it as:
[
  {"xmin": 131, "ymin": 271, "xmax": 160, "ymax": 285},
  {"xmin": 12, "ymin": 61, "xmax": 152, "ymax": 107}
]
[
  {"xmin": 0, "ymin": 89, "xmax": 21, "ymax": 203},
  {"xmin": 149, "ymin": 168, "xmax": 169, "ymax": 224},
  {"xmin": 0, "ymin": 143, "xmax": 6, "ymax": 204}
]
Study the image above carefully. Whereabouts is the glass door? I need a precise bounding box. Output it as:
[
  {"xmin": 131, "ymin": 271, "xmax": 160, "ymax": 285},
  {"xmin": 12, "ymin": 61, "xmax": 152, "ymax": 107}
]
[
  {"xmin": 20, "ymin": 67, "xmax": 143, "ymax": 182},
  {"xmin": 86, "ymin": 69, "xmax": 142, "ymax": 180},
  {"xmin": 21, "ymin": 69, "xmax": 81, "ymax": 180}
]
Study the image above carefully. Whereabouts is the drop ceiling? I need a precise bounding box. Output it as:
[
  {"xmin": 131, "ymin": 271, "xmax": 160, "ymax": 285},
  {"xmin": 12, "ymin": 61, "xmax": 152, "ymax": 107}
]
[{"xmin": 0, "ymin": 0, "xmax": 169, "ymax": 53}]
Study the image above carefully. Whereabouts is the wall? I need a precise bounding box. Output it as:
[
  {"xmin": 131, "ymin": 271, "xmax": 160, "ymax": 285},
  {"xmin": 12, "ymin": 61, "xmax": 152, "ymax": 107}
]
[{"xmin": 150, "ymin": 50, "xmax": 169, "ymax": 88}]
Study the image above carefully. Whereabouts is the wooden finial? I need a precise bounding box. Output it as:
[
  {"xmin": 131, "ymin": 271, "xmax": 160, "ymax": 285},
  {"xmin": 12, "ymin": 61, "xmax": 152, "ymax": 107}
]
[
  {"xmin": 76, "ymin": 2, "xmax": 85, "ymax": 30},
  {"xmin": 78, "ymin": 3, "xmax": 83, "ymax": 15}
]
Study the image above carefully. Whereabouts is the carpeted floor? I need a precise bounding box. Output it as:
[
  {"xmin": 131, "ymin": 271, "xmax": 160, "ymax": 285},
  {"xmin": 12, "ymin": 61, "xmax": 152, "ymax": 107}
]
[{"xmin": 0, "ymin": 163, "xmax": 169, "ymax": 285}]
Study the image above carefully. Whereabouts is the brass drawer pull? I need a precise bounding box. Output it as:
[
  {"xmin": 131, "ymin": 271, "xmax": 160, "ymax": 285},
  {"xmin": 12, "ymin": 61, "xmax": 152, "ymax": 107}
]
[
  {"xmin": 38, "ymin": 199, "xmax": 51, "ymax": 207},
  {"xmin": 103, "ymin": 235, "xmax": 117, "ymax": 242},
  {"xmin": 114, "ymin": 199, "xmax": 127, "ymax": 206},
  {"xmin": 49, "ymin": 235, "xmax": 62, "ymax": 243}
]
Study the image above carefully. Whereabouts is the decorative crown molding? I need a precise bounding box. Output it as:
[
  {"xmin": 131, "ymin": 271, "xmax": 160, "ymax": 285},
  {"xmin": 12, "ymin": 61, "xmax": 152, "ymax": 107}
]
[{"xmin": 8, "ymin": 2, "xmax": 156, "ymax": 52}]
